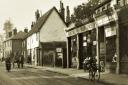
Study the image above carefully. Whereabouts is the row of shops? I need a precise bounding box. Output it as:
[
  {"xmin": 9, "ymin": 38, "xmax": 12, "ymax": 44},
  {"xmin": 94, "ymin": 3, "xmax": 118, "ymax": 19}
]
[{"xmin": 66, "ymin": 4, "xmax": 128, "ymax": 74}]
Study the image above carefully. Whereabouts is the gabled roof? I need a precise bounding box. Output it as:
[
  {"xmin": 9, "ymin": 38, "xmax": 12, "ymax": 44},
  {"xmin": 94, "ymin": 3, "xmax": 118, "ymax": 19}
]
[
  {"xmin": 26, "ymin": 6, "xmax": 67, "ymax": 38},
  {"xmin": 12, "ymin": 31, "xmax": 27, "ymax": 40},
  {"xmin": 4, "ymin": 31, "xmax": 27, "ymax": 41}
]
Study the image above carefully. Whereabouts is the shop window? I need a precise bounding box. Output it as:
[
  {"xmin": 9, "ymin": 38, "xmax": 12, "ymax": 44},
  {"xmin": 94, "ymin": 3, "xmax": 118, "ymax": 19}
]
[
  {"xmin": 106, "ymin": 37, "xmax": 116, "ymax": 62},
  {"xmin": 71, "ymin": 37, "xmax": 77, "ymax": 58}
]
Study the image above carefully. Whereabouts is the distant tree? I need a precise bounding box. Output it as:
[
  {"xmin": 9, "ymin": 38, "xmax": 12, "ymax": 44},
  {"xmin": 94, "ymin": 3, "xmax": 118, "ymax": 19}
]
[
  {"xmin": 3, "ymin": 20, "xmax": 13, "ymax": 33},
  {"xmin": 3, "ymin": 20, "xmax": 13, "ymax": 38},
  {"xmin": 72, "ymin": 0, "xmax": 100, "ymax": 26}
]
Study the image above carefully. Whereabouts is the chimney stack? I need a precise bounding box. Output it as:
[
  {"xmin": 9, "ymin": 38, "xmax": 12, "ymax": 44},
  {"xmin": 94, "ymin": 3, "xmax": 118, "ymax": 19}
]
[
  {"xmin": 59, "ymin": 1, "xmax": 65, "ymax": 21},
  {"xmin": 13, "ymin": 28, "xmax": 17, "ymax": 35},
  {"xmin": 31, "ymin": 22, "xmax": 34, "ymax": 29},
  {"xmin": 24, "ymin": 28, "xmax": 28, "ymax": 33},
  {"xmin": 71, "ymin": 14, "xmax": 75, "ymax": 23},
  {"xmin": 8, "ymin": 31, "xmax": 12, "ymax": 37},
  {"xmin": 35, "ymin": 10, "xmax": 40, "ymax": 21},
  {"xmin": 66, "ymin": 6, "xmax": 70, "ymax": 23}
]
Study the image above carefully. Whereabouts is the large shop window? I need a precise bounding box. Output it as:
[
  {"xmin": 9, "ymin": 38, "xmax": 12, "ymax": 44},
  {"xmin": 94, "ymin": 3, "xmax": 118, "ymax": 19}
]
[
  {"xmin": 106, "ymin": 36, "xmax": 116, "ymax": 62},
  {"xmin": 71, "ymin": 38, "xmax": 77, "ymax": 57}
]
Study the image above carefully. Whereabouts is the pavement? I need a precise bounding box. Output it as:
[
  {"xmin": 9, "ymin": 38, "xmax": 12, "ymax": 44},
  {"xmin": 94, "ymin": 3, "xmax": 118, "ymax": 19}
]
[{"xmin": 25, "ymin": 64, "xmax": 128, "ymax": 85}]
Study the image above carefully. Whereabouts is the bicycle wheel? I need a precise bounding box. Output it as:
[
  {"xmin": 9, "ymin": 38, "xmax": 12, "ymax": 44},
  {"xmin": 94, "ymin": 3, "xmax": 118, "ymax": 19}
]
[
  {"xmin": 89, "ymin": 69, "xmax": 95, "ymax": 81},
  {"xmin": 94, "ymin": 69, "xmax": 100, "ymax": 81}
]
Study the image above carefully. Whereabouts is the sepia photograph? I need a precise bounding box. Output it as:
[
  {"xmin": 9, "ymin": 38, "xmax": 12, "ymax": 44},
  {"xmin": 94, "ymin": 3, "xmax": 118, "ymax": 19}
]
[{"xmin": 0, "ymin": 0, "xmax": 128, "ymax": 85}]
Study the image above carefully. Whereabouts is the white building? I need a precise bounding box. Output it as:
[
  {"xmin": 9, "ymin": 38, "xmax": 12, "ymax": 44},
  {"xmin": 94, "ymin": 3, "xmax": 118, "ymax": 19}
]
[{"xmin": 26, "ymin": 7, "xmax": 67, "ymax": 67}]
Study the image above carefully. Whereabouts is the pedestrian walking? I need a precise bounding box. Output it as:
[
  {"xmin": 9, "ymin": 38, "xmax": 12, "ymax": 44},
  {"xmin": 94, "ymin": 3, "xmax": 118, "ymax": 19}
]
[
  {"xmin": 20, "ymin": 55, "xmax": 24, "ymax": 68},
  {"xmin": 5, "ymin": 56, "xmax": 11, "ymax": 72}
]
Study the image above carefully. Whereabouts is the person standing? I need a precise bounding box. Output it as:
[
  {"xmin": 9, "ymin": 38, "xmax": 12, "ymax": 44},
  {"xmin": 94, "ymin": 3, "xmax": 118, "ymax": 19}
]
[
  {"xmin": 20, "ymin": 55, "xmax": 24, "ymax": 68},
  {"xmin": 5, "ymin": 56, "xmax": 11, "ymax": 72}
]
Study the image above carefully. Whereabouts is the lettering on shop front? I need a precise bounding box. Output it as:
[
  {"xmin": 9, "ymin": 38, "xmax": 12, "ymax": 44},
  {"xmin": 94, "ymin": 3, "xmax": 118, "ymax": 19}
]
[
  {"xmin": 80, "ymin": 26, "xmax": 86, "ymax": 32},
  {"xmin": 67, "ymin": 24, "xmax": 95, "ymax": 37}
]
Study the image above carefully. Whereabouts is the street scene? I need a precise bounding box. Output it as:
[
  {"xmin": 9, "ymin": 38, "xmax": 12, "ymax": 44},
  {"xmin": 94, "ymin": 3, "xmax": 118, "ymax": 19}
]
[
  {"xmin": 0, "ymin": 62, "xmax": 105, "ymax": 85},
  {"xmin": 0, "ymin": 0, "xmax": 128, "ymax": 85}
]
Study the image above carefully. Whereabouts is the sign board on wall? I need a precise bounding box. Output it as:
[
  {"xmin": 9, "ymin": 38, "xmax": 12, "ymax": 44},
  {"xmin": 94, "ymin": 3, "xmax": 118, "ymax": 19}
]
[
  {"xmin": 97, "ymin": 16, "xmax": 109, "ymax": 26},
  {"xmin": 57, "ymin": 53, "xmax": 63, "ymax": 58},
  {"xmin": 66, "ymin": 22, "xmax": 95, "ymax": 37},
  {"xmin": 105, "ymin": 26, "xmax": 116, "ymax": 37},
  {"xmin": 93, "ymin": 41, "xmax": 97, "ymax": 45},
  {"xmin": 56, "ymin": 48, "xmax": 62, "ymax": 52},
  {"xmin": 83, "ymin": 42, "xmax": 87, "ymax": 46}
]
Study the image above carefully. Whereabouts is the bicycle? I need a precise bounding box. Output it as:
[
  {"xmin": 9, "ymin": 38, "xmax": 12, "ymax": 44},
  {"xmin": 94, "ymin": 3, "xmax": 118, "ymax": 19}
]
[
  {"xmin": 83, "ymin": 57, "xmax": 101, "ymax": 81},
  {"xmin": 89, "ymin": 63, "xmax": 100, "ymax": 81}
]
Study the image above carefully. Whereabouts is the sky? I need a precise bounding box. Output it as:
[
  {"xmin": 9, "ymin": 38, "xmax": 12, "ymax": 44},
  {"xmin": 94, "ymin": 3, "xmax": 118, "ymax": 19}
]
[{"xmin": 0, "ymin": 0, "xmax": 87, "ymax": 32}]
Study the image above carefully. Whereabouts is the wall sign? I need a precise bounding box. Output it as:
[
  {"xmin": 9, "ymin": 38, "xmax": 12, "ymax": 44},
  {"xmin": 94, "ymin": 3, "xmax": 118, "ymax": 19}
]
[
  {"xmin": 66, "ymin": 22, "xmax": 95, "ymax": 37},
  {"xmin": 56, "ymin": 48, "xmax": 62, "ymax": 52},
  {"xmin": 105, "ymin": 26, "xmax": 116, "ymax": 37}
]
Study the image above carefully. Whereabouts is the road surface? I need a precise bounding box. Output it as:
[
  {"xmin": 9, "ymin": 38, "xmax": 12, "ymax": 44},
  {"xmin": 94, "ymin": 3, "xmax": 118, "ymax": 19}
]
[{"xmin": 0, "ymin": 62, "xmax": 106, "ymax": 85}]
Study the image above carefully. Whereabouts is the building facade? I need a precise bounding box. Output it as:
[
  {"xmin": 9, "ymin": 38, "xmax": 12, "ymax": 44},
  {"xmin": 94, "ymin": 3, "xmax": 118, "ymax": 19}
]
[
  {"xmin": 26, "ymin": 7, "xmax": 67, "ymax": 68},
  {"xmin": 3, "ymin": 29, "xmax": 27, "ymax": 58},
  {"xmin": 66, "ymin": 0, "xmax": 128, "ymax": 74}
]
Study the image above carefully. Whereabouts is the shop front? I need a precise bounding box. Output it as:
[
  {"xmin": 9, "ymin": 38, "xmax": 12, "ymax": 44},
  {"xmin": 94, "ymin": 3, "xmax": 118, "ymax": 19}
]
[
  {"xmin": 66, "ymin": 22, "xmax": 96, "ymax": 69},
  {"xmin": 41, "ymin": 42, "xmax": 67, "ymax": 68},
  {"xmin": 104, "ymin": 23, "xmax": 117, "ymax": 73}
]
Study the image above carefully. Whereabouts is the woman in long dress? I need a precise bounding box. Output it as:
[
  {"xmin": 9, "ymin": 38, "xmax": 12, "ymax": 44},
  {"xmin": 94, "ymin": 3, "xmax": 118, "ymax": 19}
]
[{"xmin": 5, "ymin": 57, "xmax": 11, "ymax": 72}]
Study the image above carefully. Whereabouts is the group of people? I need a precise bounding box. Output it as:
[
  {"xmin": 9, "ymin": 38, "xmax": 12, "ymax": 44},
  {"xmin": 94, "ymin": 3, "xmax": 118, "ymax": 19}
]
[
  {"xmin": 83, "ymin": 56, "xmax": 97, "ymax": 71},
  {"xmin": 4, "ymin": 54, "xmax": 24, "ymax": 72}
]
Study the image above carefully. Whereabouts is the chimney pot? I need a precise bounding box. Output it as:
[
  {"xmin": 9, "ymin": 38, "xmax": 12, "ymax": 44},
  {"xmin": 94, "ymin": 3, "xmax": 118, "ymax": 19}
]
[
  {"xmin": 13, "ymin": 28, "xmax": 17, "ymax": 35},
  {"xmin": 66, "ymin": 6, "xmax": 70, "ymax": 23},
  {"xmin": 24, "ymin": 28, "xmax": 28, "ymax": 33},
  {"xmin": 35, "ymin": 10, "xmax": 40, "ymax": 21},
  {"xmin": 8, "ymin": 31, "xmax": 12, "ymax": 37}
]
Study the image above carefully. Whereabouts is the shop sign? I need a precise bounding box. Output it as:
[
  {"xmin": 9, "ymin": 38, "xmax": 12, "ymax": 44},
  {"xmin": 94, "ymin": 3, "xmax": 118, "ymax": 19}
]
[
  {"xmin": 93, "ymin": 41, "xmax": 97, "ymax": 45},
  {"xmin": 81, "ymin": 25, "xmax": 87, "ymax": 32},
  {"xmin": 97, "ymin": 16, "xmax": 109, "ymax": 26},
  {"xmin": 66, "ymin": 22, "xmax": 95, "ymax": 37},
  {"xmin": 87, "ymin": 22, "xmax": 95, "ymax": 30},
  {"xmin": 83, "ymin": 36, "xmax": 87, "ymax": 40},
  {"xmin": 83, "ymin": 42, "xmax": 87, "ymax": 46},
  {"xmin": 105, "ymin": 26, "xmax": 116, "ymax": 37},
  {"xmin": 56, "ymin": 48, "xmax": 62, "ymax": 52},
  {"xmin": 57, "ymin": 53, "xmax": 63, "ymax": 58}
]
